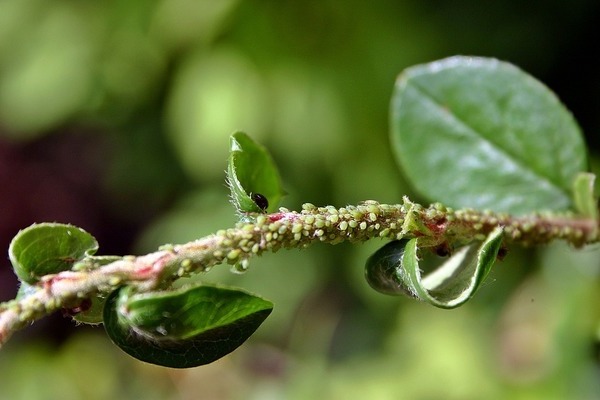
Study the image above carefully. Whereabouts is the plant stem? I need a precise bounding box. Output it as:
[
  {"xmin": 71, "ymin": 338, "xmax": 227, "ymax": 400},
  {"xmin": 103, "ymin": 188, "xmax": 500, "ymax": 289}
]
[{"xmin": 0, "ymin": 198, "xmax": 598, "ymax": 347}]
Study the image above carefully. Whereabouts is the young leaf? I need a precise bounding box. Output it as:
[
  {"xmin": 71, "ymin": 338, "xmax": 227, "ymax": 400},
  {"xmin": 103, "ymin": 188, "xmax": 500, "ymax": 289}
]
[
  {"xmin": 227, "ymin": 131, "xmax": 284, "ymax": 214},
  {"xmin": 365, "ymin": 227, "xmax": 504, "ymax": 309},
  {"xmin": 390, "ymin": 56, "xmax": 588, "ymax": 214},
  {"xmin": 573, "ymin": 172, "xmax": 598, "ymax": 220},
  {"xmin": 69, "ymin": 256, "xmax": 122, "ymax": 324},
  {"xmin": 9, "ymin": 223, "xmax": 98, "ymax": 283},
  {"xmin": 364, "ymin": 239, "xmax": 417, "ymax": 298},
  {"xmin": 70, "ymin": 295, "xmax": 106, "ymax": 325},
  {"xmin": 103, "ymin": 284, "xmax": 273, "ymax": 368}
]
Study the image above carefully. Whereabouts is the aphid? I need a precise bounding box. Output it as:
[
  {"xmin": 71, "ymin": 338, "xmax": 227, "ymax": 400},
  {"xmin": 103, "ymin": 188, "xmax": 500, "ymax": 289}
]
[{"xmin": 251, "ymin": 193, "xmax": 269, "ymax": 212}]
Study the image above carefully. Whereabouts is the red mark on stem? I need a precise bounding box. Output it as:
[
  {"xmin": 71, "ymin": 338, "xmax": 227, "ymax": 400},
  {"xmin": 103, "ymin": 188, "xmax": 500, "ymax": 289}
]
[
  {"xmin": 43, "ymin": 272, "xmax": 81, "ymax": 293},
  {"xmin": 425, "ymin": 217, "xmax": 447, "ymax": 235},
  {"xmin": 268, "ymin": 212, "xmax": 299, "ymax": 223},
  {"xmin": 134, "ymin": 265, "xmax": 154, "ymax": 276},
  {"xmin": 268, "ymin": 213, "xmax": 285, "ymax": 222},
  {"xmin": 133, "ymin": 252, "xmax": 174, "ymax": 280}
]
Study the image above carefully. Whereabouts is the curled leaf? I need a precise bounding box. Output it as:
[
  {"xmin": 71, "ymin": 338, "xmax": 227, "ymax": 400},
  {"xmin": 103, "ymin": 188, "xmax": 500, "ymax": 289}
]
[
  {"xmin": 70, "ymin": 295, "xmax": 107, "ymax": 325},
  {"xmin": 364, "ymin": 239, "xmax": 416, "ymax": 297},
  {"xmin": 364, "ymin": 227, "xmax": 504, "ymax": 308},
  {"xmin": 9, "ymin": 223, "xmax": 98, "ymax": 283},
  {"xmin": 227, "ymin": 132, "xmax": 284, "ymax": 214},
  {"xmin": 69, "ymin": 256, "xmax": 122, "ymax": 324},
  {"xmin": 103, "ymin": 284, "xmax": 273, "ymax": 368}
]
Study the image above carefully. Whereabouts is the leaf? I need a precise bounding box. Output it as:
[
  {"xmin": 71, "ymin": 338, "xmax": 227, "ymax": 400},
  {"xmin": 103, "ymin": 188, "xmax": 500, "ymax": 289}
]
[
  {"xmin": 573, "ymin": 172, "xmax": 598, "ymax": 220},
  {"xmin": 71, "ymin": 256, "xmax": 122, "ymax": 324},
  {"xmin": 364, "ymin": 239, "xmax": 417, "ymax": 298},
  {"xmin": 9, "ymin": 223, "xmax": 98, "ymax": 283},
  {"xmin": 103, "ymin": 284, "xmax": 273, "ymax": 368},
  {"xmin": 390, "ymin": 56, "xmax": 588, "ymax": 214},
  {"xmin": 365, "ymin": 227, "xmax": 504, "ymax": 308},
  {"xmin": 70, "ymin": 295, "xmax": 106, "ymax": 325},
  {"xmin": 227, "ymin": 131, "xmax": 285, "ymax": 214}
]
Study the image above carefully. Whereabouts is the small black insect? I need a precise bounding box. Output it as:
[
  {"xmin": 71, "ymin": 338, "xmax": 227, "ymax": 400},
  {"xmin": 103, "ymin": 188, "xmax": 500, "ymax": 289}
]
[
  {"xmin": 250, "ymin": 193, "xmax": 269, "ymax": 211},
  {"xmin": 496, "ymin": 246, "xmax": 508, "ymax": 261},
  {"xmin": 433, "ymin": 242, "xmax": 452, "ymax": 258}
]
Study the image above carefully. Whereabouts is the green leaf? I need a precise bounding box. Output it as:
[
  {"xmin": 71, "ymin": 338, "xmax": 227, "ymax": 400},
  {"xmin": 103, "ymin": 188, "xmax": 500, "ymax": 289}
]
[
  {"xmin": 365, "ymin": 227, "xmax": 504, "ymax": 308},
  {"xmin": 573, "ymin": 172, "xmax": 598, "ymax": 220},
  {"xmin": 9, "ymin": 223, "xmax": 98, "ymax": 283},
  {"xmin": 71, "ymin": 256, "xmax": 122, "ymax": 324},
  {"xmin": 227, "ymin": 131, "xmax": 285, "ymax": 214},
  {"xmin": 390, "ymin": 56, "xmax": 588, "ymax": 214},
  {"xmin": 103, "ymin": 284, "xmax": 273, "ymax": 368},
  {"xmin": 70, "ymin": 295, "xmax": 106, "ymax": 325},
  {"xmin": 364, "ymin": 239, "xmax": 417, "ymax": 298}
]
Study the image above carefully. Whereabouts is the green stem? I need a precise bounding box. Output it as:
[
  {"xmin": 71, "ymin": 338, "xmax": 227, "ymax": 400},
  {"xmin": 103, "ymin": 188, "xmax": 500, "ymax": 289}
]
[{"xmin": 0, "ymin": 198, "xmax": 597, "ymax": 347}]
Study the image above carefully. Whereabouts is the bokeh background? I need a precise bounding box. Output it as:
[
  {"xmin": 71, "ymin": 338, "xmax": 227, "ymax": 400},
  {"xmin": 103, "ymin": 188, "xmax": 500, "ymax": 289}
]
[{"xmin": 1, "ymin": 1, "xmax": 600, "ymax": 399}]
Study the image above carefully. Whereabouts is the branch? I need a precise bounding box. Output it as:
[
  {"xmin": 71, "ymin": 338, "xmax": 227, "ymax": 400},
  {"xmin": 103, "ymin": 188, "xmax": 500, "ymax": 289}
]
[{"xmin": 1, "ymin": 198, "xmax": 598, "ymax": 347}]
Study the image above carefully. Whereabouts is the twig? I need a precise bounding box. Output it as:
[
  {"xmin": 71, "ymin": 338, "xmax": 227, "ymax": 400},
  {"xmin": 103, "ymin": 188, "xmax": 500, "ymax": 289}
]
[{"xmin": 1, "ymin": 199, "xmax": 597, "ymax": 347}]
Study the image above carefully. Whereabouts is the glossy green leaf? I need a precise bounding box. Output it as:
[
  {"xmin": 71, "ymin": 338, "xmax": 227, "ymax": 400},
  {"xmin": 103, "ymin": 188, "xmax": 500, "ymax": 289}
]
[
  {"xmin": 227, "ymin": 131, "xmax": 284, "ymax": 213},
  {"xmin": 365, "ymin": 227, "xmax": 504, "ymax": 308},
  {"xmin": 390, "ymin": 56, "xmax": 588, "ymax": 214},
  {"xmin": 9, "ymin": 223, "xmax": 98, "ymax": 283},
  {"xmin": 364, "ymin": 239, "xmax": 416, "ymax": 298},
  {"xmin": 103, "ymin": 284, "xmax": 273, "ymax": 368}
]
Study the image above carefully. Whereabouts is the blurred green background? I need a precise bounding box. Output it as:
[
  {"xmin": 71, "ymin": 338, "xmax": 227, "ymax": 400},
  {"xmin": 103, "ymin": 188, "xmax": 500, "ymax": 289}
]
[{"xmin": 1, "ymin": 1, "xmax": 599, "ymax": 399}]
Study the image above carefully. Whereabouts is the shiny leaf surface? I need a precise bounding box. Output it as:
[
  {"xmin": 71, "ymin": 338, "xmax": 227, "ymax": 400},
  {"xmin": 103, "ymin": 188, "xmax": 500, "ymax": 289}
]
[
  {"xmin": 391, "ymin": 56, "xmax": 587, "ymax": 214},
  {"xmin": 103, "ymin": 284, "xmax": 273, "ymax": 368},
  {"xmin": 9, "ymin": 223, "xmax": 98, "ymax": 283},
  {"xmin": 365, "ymin": 227, "xmax": 504, "ymax": 308}
]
